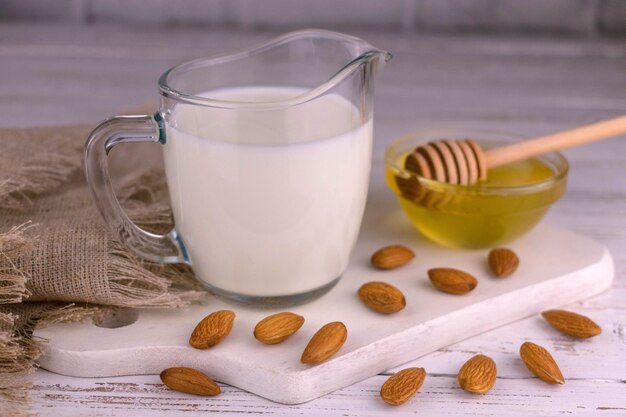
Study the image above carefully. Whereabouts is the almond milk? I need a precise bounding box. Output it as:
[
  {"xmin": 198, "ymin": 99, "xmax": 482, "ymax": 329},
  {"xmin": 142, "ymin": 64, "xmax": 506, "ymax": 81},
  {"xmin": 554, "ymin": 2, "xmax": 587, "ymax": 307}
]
[{"xmin": 163, "ymin": 87, "xmax": 372, "ymax": 297}]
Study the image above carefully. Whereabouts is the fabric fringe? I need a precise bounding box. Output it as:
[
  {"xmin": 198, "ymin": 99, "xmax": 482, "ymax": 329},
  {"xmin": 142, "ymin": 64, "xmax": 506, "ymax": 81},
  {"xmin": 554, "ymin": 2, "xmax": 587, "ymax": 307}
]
[
  {"xmin": 107, "ymin": 245, "xmax": 205, "ymax": 308},
  {"xmin": 1, "ymin": 168, "xmax": 205, "ymax": 309},
  {"xmin": 0, "ymin": 126, "xmax": 88, "ymax": 211},
  {"xmin": 0, "ymin": 304, "xmax": 103, "ymax": 416},
  {"xmin": 0, "ymin": 272, "xmax": 30, "ymax": 305},
  {"xmin": 0, "ymin": 372, "xmax": 32, "ymax": 417},
  {"xmin": 104, "ymin": 168, "xmax": 206, "ymax": 307},
  {"xmin": 0, "ymin": 158, "xmax": 205, "ymax": 413},
  {"xmin": 0, "ymin": 224, "xmax": 34, "ymax": 304},
  {"xmin": 0, "ymin": 151, "xmax": 79, "ymax": 210},
  {"xmin": 0, "ymin": 223, "xmax": 34, "ymax": 257}
]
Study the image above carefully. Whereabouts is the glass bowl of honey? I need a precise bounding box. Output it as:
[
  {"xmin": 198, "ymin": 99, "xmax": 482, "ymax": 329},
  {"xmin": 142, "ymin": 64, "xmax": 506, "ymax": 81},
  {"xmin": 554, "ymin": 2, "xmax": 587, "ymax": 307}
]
[{"xmin": 385, "ymin": 129, "xmax": 569, "ymax": 249}]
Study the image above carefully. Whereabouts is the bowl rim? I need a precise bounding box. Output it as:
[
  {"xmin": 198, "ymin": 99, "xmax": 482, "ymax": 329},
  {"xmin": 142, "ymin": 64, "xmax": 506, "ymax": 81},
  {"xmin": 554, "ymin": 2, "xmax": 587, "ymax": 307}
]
[{"xmin": 385, "ymin": 128, "xmax": 569, "ymax": 196}]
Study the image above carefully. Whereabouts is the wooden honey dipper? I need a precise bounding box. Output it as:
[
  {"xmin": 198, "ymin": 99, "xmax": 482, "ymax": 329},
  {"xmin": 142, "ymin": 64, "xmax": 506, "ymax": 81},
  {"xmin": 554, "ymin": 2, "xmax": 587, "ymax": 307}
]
[{"xmin": 404, "ymin": 115, "xmax": 626, "ymax": 185}]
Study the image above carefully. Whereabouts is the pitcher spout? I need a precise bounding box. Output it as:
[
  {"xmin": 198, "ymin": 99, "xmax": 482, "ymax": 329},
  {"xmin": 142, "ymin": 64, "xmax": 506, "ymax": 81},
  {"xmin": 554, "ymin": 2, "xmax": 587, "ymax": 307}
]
[
  {"xmin": 289, "ymin": 29, "xmax": 392, "ymax": 92},
  {"xmin": 347, "ymin": 48, "xmax": 392, "ymax": 76},
  {"xmin": 159, "ymin": 29, "xmax": 391, "ymax": 109},
  {"xmin": 274, "ymin": 29, "xmax": 392, "ymax": 105},
  {"xmin": 363, "ymin": 49, "xmax": 393, "ymax": 65}
]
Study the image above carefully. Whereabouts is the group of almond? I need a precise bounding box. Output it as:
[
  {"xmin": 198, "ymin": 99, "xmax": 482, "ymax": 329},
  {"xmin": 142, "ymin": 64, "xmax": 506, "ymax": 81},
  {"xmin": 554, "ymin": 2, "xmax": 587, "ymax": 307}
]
[
  {"xmin": 160, "ymin": 308, "xmax": 345, "ymax": 396},
  {"xmin": 371, "ymin": 244, "xmax": 601, "ymax": 405},
  {"xmin": 159, "ymin": 244, "xmax": 602, "ymax": 407}
]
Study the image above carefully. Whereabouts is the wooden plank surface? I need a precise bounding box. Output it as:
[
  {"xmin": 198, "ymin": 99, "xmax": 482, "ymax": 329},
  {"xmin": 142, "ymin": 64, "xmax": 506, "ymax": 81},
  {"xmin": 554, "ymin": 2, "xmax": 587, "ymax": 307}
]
[{"xmin": 1, "ymin": 23, "xmax": 625, "ymax": 416}]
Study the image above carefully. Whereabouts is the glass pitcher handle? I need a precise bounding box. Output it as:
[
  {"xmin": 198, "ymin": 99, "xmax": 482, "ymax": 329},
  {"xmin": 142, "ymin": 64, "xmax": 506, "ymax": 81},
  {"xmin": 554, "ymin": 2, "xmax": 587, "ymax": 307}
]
[{"xmin": 85, "ymin": 114, "xmax": 187, "ymax": 264}]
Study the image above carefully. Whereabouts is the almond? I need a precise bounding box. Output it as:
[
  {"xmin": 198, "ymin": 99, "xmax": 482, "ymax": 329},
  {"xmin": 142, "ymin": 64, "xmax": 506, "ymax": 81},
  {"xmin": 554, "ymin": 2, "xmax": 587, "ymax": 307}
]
[
  {"xmin": 160, "ymin": 367, "xmax": 221, "ymax": 396},
  {"xmin": 519, "ymin": 341, "xmax": 564, "ymax": 384},
  {"xmin": 371, "ymin": 245, "xmax": 415, "ymax": 269},
  {"xmin": 301, "ymin": 321, "xmax": 347, "ymax": 364},
  {"xmin": 428, "ymin": 268, "xmax": 478, "ymax": 295},
  {"xmin": 380, "ymin": 367, "xmax": 426, "ymax": 405},
  {"xmin": 189, "ymin": 310, "xmax": 235, "ymax": 349},
  {"xmin": 541, "ymin": 310, "xmax": 601, "ymax": 339},
  {"xmin": 488, "ymin": 248, "xmax": 519, "ymax": 277},
  {"xmin": 254, "ymin": 312, "xmax": 305, "ymax": 345},
  {"xmin": 358, "ymin": 281, "xmax": 406, "ymax": 314},
  {"xmin": 457, "ymin": 354, "xmax": 497, "ymax": 394}
]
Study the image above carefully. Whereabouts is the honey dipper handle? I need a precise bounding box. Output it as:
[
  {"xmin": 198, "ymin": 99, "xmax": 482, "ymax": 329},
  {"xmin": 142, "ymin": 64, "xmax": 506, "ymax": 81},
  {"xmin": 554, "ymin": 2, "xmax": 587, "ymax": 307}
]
[{"xmin": 485, "ymin": 115, "xmax": 626, "ymax": 168}]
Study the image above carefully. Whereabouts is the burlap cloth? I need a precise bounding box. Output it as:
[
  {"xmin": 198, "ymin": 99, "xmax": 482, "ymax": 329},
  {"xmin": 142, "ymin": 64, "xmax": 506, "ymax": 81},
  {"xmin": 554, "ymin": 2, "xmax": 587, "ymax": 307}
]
[{"xmin": 0, "ymin": 121, "xmax": 206, "ymax": 416}]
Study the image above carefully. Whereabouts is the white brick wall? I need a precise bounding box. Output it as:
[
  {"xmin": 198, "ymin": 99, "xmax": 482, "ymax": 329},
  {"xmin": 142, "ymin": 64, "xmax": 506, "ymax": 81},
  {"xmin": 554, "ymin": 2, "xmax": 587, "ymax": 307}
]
[
  {"xmin": 0, "ymin": 0, "xmax": 624, "ymax": 35},
  {"xmin": 598, "ymin": 0, "xmax": 626, "ymax": 33},
  {"xmin": 414, "ymin": 0, "xmax": 597, "ymax": 34}
]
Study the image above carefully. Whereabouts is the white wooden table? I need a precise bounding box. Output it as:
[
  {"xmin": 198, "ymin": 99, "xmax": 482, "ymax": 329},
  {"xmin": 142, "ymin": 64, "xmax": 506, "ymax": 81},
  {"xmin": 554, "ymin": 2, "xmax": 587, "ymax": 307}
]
[{"xmin": 2, "ymin": 24, "xmax": 625, "ymax": 416}]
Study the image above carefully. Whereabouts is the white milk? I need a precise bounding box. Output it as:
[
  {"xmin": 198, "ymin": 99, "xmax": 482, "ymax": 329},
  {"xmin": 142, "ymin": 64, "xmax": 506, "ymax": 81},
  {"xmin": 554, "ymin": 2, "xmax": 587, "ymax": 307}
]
[{"xmin": 162, "ymin": 87, "xmax": 372, "ymax": 296}]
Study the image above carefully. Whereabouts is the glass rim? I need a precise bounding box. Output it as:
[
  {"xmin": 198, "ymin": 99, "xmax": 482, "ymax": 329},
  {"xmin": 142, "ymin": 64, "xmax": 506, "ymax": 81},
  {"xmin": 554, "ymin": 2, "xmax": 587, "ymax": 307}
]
[
  {"xmin": 386, "ymin": 128, "xmax": 569, "ymax": 195},
  {"xmin": 157, "ymin": 29, "xmax": 391, "ymax": 110}
]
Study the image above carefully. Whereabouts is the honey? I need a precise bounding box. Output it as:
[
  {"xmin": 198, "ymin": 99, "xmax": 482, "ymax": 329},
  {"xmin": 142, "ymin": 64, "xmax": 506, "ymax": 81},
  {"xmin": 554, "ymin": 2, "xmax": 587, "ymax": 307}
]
[{"xmin": 385, "ymin": 150, "xmax": 568, "ymax": 249}]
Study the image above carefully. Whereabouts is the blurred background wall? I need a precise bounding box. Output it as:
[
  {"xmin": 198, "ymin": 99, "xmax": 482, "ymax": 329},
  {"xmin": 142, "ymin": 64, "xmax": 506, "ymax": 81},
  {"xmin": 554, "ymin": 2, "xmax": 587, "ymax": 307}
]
[{"xmin": 1, "ymin": 0, "xmax": 625, "ymax": 36}]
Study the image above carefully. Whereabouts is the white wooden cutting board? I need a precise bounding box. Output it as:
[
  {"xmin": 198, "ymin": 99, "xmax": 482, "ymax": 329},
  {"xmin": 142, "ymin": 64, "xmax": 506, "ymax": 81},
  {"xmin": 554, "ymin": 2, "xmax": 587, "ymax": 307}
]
[{"xmin": 35, "ymin": 190, "xmax": 614, "ymax": 404}]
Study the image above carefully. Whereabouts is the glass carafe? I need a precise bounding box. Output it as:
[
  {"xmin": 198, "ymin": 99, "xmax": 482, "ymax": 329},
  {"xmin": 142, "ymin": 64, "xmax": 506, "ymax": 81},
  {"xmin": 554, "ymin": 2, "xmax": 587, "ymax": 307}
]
[{"xmin": 85, "ymin": 30, "xmax": 391, "ymax": 306}]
